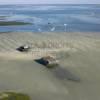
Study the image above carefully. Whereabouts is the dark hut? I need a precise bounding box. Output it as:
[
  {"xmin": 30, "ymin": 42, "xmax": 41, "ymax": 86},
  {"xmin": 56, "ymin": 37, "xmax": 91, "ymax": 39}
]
[
  {"xmin": 35, "ymin": 56, "xmax": 59, "ymax": 68},
  {"xmin": 16, "ymin": 45, "xmax": 30, "ymax": 52}
]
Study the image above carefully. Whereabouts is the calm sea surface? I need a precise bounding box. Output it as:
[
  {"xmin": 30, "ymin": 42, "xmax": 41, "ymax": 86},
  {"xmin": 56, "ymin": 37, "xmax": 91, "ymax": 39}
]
[{"xmin": 0, "ymin": 4, "xmax": 100, "ymax": 32}]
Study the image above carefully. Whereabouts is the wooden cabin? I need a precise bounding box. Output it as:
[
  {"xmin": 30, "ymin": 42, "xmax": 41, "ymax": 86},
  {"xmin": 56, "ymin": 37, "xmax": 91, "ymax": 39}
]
[
  {"xmin": 35, "ymin": 56, "xmax": 59, "ymax": 68},
  {"xmin": 16, "ymin": 45, "xmax": 30, "ymax": 52}
]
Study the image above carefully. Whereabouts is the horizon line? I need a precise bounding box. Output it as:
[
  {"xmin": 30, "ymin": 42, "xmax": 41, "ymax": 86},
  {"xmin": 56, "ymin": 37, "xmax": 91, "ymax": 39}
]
[{"xmin": 0, "ymin": 3, "xmax": 100, "ymax": 5}]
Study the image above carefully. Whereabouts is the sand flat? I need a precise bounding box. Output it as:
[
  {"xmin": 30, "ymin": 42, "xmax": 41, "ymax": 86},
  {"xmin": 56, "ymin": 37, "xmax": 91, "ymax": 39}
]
[{"xmin": 0, "ymin": 32, "xmax": 100, "ymax": 100}]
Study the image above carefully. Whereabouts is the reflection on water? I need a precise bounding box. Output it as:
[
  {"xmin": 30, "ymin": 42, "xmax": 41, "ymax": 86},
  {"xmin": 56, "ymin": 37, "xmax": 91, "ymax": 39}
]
[{"xmin": 50, "ymin": 66, "xmax": 80, "ymax": 82}]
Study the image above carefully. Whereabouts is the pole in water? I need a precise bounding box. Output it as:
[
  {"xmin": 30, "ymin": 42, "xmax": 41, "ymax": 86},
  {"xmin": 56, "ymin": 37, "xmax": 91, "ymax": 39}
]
[
  {"xmin": 64, "ymin": 24, "xmax": 67, "ymax": 32},
  {"xmin": 51, "ymin": 27, "xmax": 55, "ymax": 31},
  {"xmin": 38, "ymin": 28, "xmax": 42, "ymax": 32}
]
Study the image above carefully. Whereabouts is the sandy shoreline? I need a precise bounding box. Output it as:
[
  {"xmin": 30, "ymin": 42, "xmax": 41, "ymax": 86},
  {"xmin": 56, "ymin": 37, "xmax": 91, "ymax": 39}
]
[{"xmin": 0, "ymin": 32, "xmax": 100, "ymax": 100}]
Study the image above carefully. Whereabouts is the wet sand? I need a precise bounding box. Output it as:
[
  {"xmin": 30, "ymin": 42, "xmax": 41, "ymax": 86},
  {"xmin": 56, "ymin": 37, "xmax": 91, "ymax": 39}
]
[{"xmin": 0, "ymin": 32, "xmax": 100, "ymax": 100}]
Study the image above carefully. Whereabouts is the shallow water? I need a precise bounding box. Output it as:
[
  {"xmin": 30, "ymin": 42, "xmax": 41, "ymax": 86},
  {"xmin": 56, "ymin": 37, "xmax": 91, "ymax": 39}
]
[{"xmin": 0, "ymin": 32, "xmax": 100, "ymax": 100}]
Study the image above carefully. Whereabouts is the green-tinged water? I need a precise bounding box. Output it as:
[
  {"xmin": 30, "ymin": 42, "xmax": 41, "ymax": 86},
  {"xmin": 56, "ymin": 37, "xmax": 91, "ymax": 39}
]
[{"xmin": 0, "ymin": 32, "xmax": 100, "ymax": 100}]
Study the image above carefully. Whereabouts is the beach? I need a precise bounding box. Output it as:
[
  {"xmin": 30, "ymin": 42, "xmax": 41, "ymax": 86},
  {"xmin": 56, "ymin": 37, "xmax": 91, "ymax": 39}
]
[{"xmin": 0, "ymin": 32, "xmax": 100, "ymax": 100}]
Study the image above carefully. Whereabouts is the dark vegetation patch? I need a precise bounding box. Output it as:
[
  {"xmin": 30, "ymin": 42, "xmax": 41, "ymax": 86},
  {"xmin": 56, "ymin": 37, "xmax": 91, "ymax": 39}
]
[
  {"xmin": 0, "ymin": 92, "xmax": 30, "ymax": 100},
  {"xmin": 0, "ymin": 21, "xmax": 32, "ymax": 26}
]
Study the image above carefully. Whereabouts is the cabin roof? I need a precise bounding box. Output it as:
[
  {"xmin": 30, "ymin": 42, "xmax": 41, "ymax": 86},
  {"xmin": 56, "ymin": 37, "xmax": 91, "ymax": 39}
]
[{"xmin": 42, "ymin": 56, "xmax": 58, "ymax": 63}]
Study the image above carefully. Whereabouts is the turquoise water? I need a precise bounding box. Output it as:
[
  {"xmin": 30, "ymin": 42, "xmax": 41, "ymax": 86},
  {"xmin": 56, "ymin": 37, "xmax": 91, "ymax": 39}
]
[{"xmin": 0, "ymin": 4, "xmax": 100, "ymax": 32}]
